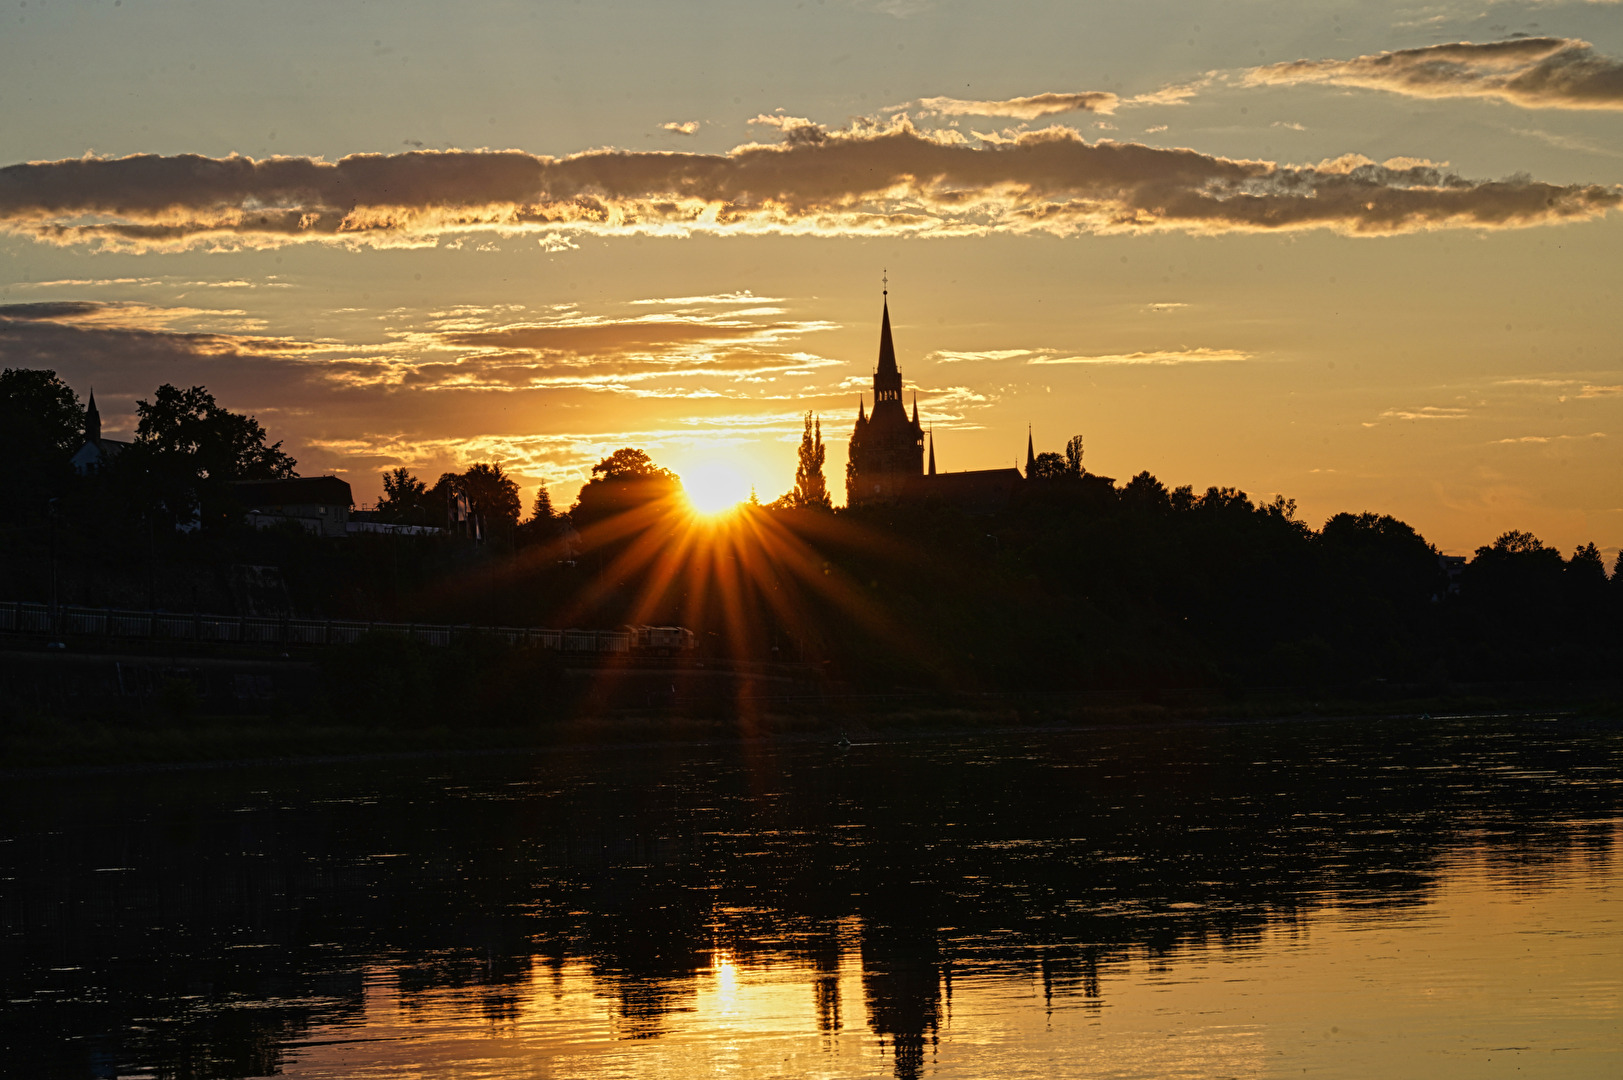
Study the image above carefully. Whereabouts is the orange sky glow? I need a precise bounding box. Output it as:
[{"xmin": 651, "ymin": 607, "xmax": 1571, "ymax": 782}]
[{"xmin": 1, "ymin": 1, "xmax": 1618, "ymax": 559}]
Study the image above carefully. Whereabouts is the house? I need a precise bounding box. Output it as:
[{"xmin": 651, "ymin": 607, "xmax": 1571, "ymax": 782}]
[{"xmin": 231, "ymin": 476, "xmax": 353, "ymax": 538}]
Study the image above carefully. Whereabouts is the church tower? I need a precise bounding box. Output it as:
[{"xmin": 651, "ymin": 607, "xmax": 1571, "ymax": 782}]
[
  {"xmin": 847, "ymin": 291, "xmax": 924, "ymax": 505},
  {"xmin": 85, "ymin": 390, "xmax": 102, "ymax": 443}
]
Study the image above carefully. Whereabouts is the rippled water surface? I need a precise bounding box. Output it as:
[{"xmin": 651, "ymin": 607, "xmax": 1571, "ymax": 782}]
[{"xmin": 3, "ymin": 715, "xmax": 1619, "ymax": 1078}]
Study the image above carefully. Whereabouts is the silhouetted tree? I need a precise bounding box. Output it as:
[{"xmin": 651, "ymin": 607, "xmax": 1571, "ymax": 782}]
[
  {"xmin": 424, "ymin": 463, "xmax": 521, "ymax": 542},
  {"xmin": 570, "ymin": 448, "xmax": 683, "ymax": 532},
  {"xmin": 1064, "ymin": 434, "xmax": 1085, "ymax": 477},
  {"xmin": 1119, "ymin": 470, "xmax": 1171, "ymax": 514},
  {"xmin": 1315, "ymin": 512, "xmax": 1443, "ymax": 675},
  {"xmin": 461, "ymin": 463, "xmax": 522, "ymax": 542},
  {"xmin": 377, "ymin": 467, "xmax": 431, "ymax": 524},
  {"xmin": 1, "ymin": 368, "xmax": 82, "ymax": 520},
  {"xmin": 518, "ymin": 485, "xmax": 567, "ymax": 547},
  {"xmin": 1564, "ymin": 541, "xmax": 1612, "ymax": 634},
  {"xmin": 780, "ymin": 412, "xmax": 832, "ymax": 509},
  {"xmin": 1453, "ymin": 530, "xmax": 1570, "ymax": 678},
  {"xmin": 1194, "ymin": 486, "xmax": 1253, "ymax": 515},
  {"xmin": 128, "ymin": 383, "xmax": 295, "ymax": 528},
  {"xmin": 1567, "ymin": 542, "xmax": 1607, "ymax": 587},
  {"xmin": 1027, "ymin": 451, "xmax": 1070, "ymax": 482}
]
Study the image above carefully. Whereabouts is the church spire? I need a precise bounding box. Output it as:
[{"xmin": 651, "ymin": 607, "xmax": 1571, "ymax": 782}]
[
  {"xmin": 857, "ymin": 395, "xmax": 866, "ymax": 424},
  {"xmin": 85, "ymin": 389, "xmax": 101, "ymax": 443},
  {"xmin": 928, "ymin": 427, "xmax": 936, "ymax": 475},
  {"xmin": 911, "ymin": 391, "xmax": 919, "ymax": 426},
  {"xmin": 876, "ymin": 295, "xmax": 898, "ymax": 381},
  {"xmin": 1026, "ymin": 425, "xmax": 1035, "ymax": 477}
]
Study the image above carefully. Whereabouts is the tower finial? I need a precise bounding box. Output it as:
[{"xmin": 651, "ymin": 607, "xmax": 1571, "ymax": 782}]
[{"xmin": 882, "ymin": 267, "xmax": 888, "ymax": 296}]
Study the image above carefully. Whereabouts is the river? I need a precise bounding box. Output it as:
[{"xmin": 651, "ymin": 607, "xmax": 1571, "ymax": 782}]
[{"xmin": 3, "ymin": 713, "xmax": 1618, "ymax": 1078}]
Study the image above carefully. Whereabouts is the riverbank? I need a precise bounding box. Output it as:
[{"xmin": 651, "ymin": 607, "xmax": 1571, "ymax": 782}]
[{"xmin": 5, "ymin": 684, "xmax": 1618, "ymax": 773}]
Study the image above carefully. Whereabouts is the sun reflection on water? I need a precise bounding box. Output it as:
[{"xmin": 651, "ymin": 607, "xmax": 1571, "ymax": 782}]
[{"xmin": 262, "ymin": 844, "xmax": 1620, "ymax": 1080}]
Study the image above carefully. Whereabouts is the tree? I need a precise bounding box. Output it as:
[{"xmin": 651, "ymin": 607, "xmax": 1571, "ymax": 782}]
[
  {"xmin": 570, "ymin": 447, "xmax": 683, "ymax": 532},
  {"xmin": 590, "ymin": 447, "xmax": 678, "ymax": 483},
  {"xmin": 1, "ymin": 368, "xmax": 82, "ymax": 518},
  {"xmin": 530, "ymin": 486, "xmax": 556, "ymax": 521},
  {"xmin": 1567, "ymin": 542, "xmax": 1606, "ymax": 585},
  {"xmin": 129, "ymin": 383, "xmax": 295, "ymax": 527},
  {"xmin": 1484, "ymin": 529, "xmax": 1548, "ymax": 556},
  {"xmin": 1, "ymin": 368, "xmax": 82, "ymax": 460},
  {"xmin": 517, "ymin": 485, "xmax": 566, "ymax": 546},
  {"xmin": 134, "ymin": 384, "xmax": 295, "ymax": 481},
  {"xmin": 1027, "ymin": 451, "xmax": 1070, "ymax": 481},
  {"xmin": 460, "ymin": 462, "xmax": 522, "ymax": 541},
  {"xmin": 426, "ymin": 463, "xmax": 521, "ymax": 541},
  {"xmin": 1194, "ymin": 486, "xmax": 1253, "ymax": 515},
  {"xmin": 1064, "ymin": 434, "xmax": 1085, "ymax": 478},
  {"xmin": 377, "ymin": 467, "xmax": 430, "ymax": 524},
  {"xmin": 1318, "ymin": 512, "xmax": 1441, "ymax": 612},
  {"xmin": 1119, "ymin": 471, "xmax": 1170, "ymax": 513},
  {"xmin": 781, "ymin": 411, "xmax": 831, "ymax": 509}
]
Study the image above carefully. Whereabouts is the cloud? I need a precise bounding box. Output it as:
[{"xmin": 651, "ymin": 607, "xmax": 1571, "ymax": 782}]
[
  {"xmin": 1492, "ymin": 432, "xmax": 1607, "ymax": 443},
  {"xmin": 1026, "ymin": 347, "xmax": 1253, "ymax": 366},
  {"xmin": 1376, "ymin": 405, "xmax": 1470, "ymax": 421},
  {"xmin": 1579, "ymin": 383, "xmax": 1623, "ymax": 398},
  {"xmin": 628, "ymin": 291, "xmax": 784, "ymax": 306},
  {"xmin": 12, "ymin": 276, "xmax": 164, "ymax": 288},
  {"xmin": 1, "ymin": 121, "xmax": 1615, "ymax": 253},
  {"xmin": 931, "ymin": 343, "xmax": 1247, "ymax": 366},
  {"xmin": 1246, "ymin": 38, "xmax": 1623, "ymax": 111},
  {"xmin": 660, "ymin": 121, "xmax": 701, "ymax": 136},
  {"xmin": 910, "ymin": 82, "xmax": 1200, "ymax": 121},
  {"xmin": 0, "ymin": 298, "xmax": 261, "ymax": 332},
  {"xmin": 916, "ymin": 91, "xmax": 1122, "ymax": 119},
  {"xmin": 927, "ymin": 348, "xmax": 1034, "ymax": 364},
  {"xmin": 1513, "ymin": 127, "xmax": 1623, "ymax": 157},
  {"xmin": 1, "ymin": 295, "xmax": 840, "ymax": 398}
]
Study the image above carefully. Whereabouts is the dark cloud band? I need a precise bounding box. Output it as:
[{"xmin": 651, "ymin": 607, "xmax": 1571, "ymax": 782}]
[
  {"xmin": 1, "ymin": 121, "xmax": 1615, "ymax": 250},
  {"xmin": 1247, "ymin": 38, "xmax": 1623, "ymax": 111}
]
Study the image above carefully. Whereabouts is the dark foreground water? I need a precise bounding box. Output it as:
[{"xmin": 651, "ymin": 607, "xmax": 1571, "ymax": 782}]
[{"xmin": 2, "ymin": 714, "xmax": 1619, "ymax": 1079}]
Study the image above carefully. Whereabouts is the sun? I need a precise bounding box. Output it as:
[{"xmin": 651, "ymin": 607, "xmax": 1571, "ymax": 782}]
[{"xmin": 683, "ymin": 460, "xmax": 752, "ymax": 515}]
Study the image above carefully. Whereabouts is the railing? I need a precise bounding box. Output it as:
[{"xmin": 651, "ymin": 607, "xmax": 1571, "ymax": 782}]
[{"xmin": 0, "ymin": 601, "xmax": 638, "ymax": 654}]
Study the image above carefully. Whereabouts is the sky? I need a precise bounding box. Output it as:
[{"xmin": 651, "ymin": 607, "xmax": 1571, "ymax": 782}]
[{"xmin": 1, "ymin": 0, "xmax": 1619, "ymax": 557}]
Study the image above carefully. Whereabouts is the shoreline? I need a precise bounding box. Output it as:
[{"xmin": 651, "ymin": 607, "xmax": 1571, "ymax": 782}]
[{"xmin": 4, "ymin": 692, "xmax": 1617, "ymax": 779}]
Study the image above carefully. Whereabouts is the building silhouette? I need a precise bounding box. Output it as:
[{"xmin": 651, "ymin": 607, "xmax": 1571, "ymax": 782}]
[
  {"xmin": 69, "ymin": 391, "xmax": 130, "ymax": 475},
  {"xmin": 846, "ymin": 293, "xmax": 1024, "ymax": 511}
]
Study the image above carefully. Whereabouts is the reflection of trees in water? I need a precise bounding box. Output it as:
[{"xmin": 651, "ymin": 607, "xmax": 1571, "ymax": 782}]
[
  {"xmin": 1, "ymin": 718, "xmax": 1618, "ymax": 1078},
  {"xmin": 861, "ymin": 921, "xmax": 942, "ymax": 1080}
]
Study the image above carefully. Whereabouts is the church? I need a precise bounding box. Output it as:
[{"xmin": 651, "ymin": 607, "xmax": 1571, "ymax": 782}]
[{"xmin": 846, "ymin": 293, "xmax": 1026, "ymax": 510}]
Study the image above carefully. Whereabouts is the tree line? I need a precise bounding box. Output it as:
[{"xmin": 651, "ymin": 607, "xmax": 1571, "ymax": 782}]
[{"xmin": 3, "ymin": 368, "xmax": 1618, "ymax": 693}]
